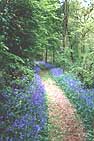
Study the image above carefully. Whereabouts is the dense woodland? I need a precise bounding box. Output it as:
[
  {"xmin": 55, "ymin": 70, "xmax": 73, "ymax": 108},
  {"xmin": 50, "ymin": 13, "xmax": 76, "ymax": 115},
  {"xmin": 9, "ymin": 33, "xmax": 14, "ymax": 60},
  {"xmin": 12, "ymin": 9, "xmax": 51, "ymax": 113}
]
[{"xmin": 0, "ymin": 0, "xmax": 94, "ymax": 140}]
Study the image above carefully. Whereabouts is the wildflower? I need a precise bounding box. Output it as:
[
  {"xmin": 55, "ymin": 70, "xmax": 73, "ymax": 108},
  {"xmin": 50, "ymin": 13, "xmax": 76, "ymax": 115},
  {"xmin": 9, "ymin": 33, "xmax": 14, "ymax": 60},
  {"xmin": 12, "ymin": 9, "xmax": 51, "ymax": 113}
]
[{"xmin": 50, "ymin": 68, "xmax": 63, "ymax": 77}]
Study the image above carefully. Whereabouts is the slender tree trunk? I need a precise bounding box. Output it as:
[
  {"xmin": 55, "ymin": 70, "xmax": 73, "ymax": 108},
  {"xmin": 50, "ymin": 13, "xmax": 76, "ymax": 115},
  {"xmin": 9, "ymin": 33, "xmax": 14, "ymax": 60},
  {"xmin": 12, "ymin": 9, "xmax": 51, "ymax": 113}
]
[
  {"xmin": 63, "ymin": 0, "xmax": 68, "ymax": 48},
  {"xmin": 45, "ymin": 46, "xmax": 48, "ymax": 63},
  {"xmin": 70, "ymin": 45, "xmax": 74, "ymax": 63},
  {"xmin": 68, "ymin": 31, "xmax": 74, "ymax": 63},
  {"xmin": 53, "ymin": 46, "xmax": 55, "ymax": 64}
]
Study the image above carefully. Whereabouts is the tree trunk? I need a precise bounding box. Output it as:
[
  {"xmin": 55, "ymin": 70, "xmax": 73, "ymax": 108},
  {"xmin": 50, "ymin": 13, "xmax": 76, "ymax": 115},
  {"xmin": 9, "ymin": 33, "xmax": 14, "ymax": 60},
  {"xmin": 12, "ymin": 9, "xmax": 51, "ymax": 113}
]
[
  {"xmin": 45, "ymin": 46, "xmax": 48, "ymax": 63},
  {"xmin": 63, "ymin": 0, "xmax": 68, "ymax": 48},
  {"xmin": 53, "ymin": 46, "xmax": 55, "ymax": 64}
]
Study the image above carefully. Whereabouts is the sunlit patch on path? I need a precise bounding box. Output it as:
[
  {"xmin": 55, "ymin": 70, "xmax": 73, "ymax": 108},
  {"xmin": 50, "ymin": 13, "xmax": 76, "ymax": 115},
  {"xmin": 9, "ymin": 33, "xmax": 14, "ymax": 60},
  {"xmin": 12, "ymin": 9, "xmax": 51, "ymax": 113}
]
[{"xmin": 40, "ymin": 71, "xmax": 86, "ymax": 141}]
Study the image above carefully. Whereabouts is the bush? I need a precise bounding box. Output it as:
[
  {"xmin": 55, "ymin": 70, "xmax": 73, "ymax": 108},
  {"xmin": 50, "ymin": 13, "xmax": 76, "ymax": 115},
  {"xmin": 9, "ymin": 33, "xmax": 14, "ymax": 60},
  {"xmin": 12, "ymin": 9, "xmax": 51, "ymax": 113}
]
[{"xmin": 71, "ymin": 52, "xmax": 94, "ymax": 88}]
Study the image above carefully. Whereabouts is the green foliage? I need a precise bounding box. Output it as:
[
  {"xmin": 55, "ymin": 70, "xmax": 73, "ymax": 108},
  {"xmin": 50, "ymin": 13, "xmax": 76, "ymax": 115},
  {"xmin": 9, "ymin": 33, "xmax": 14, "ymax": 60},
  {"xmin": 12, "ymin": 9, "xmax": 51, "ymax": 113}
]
[
  {"xmin": 55, "ymin": 47, "xmax": 73, "ymax": 70},
  {"xmin": 0, "ymin": 0, "xmax": 36, "ymax": 92},
  {"xmin": 71, "ymin": 51, "xmax": 94, "ymax": 88},
  {"xmin": 0, "ymin": 0, "xmax": 61, "ymax": 95},
  {"xmin": 32, "ymin": 0, "xmax": 61, "ymax": 62},
  {"xmin": 0, "ymin": 0, "xmax": 36, "ymax": 57},
  {"xmin": 57, "ymin": 0, "xmax": 94, "ymax": 88}
]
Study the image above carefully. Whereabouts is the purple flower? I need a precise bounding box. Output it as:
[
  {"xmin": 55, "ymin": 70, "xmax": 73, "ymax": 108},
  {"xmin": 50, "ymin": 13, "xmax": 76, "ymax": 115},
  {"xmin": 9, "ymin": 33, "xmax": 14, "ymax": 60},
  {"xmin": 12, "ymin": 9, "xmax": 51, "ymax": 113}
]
[
  {"xmin": 34, "ymin": 65, "xmax": 41, "ymax": 74},
  {"xmin": 51, "ymin": 71, "xmax": 94, "ymax": 109},
  {"xmin": 50, "ymin": 68, "xmax": 63, "ymax": 77},
  {"xmin": 35, "ymin": 61, "xmax": 55, "ymax": 69},
  {"xmin": 2, "ymin": 73, "xmax": 48, "ymax": 140}
]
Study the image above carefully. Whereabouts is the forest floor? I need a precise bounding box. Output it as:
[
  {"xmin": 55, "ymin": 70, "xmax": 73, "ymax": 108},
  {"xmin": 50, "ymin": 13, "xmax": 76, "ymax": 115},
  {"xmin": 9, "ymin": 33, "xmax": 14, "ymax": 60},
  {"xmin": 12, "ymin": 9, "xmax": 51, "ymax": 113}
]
[{"xmin": 40, "ymin": 71, "xmax": 86, "ymax": 141}]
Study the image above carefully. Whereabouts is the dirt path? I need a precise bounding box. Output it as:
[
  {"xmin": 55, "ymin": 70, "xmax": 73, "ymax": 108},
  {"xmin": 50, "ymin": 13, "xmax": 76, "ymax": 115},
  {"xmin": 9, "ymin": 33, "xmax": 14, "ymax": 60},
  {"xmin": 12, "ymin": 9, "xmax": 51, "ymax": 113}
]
[{"xmin": 40, "ymin": 71, "xmax": 86, "ymax": 141}]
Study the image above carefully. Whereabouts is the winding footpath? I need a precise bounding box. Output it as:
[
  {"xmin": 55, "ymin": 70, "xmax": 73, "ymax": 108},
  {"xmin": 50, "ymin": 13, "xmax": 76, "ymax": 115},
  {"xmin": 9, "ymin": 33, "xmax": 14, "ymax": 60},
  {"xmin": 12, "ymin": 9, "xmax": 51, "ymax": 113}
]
[{"xmin": 40, "ymin": 71, "xmax": 86, "ymax": 141}]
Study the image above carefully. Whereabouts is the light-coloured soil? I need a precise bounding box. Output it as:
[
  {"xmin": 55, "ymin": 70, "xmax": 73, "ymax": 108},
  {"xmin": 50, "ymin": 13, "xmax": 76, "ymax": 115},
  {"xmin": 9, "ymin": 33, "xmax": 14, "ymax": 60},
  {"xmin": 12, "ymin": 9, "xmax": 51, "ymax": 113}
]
[{"xmin": 40, "ymin": 71, "xmax": 86, "ymax": 141}]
